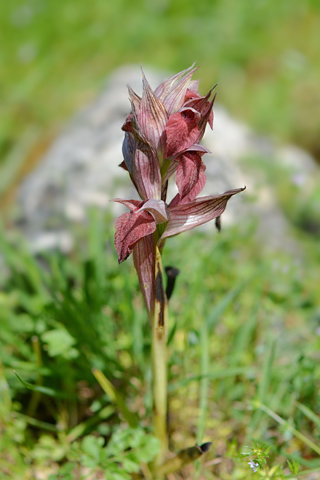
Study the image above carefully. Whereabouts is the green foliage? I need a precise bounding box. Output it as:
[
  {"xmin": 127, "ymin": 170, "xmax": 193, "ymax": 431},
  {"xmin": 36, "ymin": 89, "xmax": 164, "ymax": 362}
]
[
  {"xmin": 0, "ymin": 208, "xmax": 320, "ymax": 478},
  {"xmin": 46, "ymin": 428, "xmax": 159, "ymax": 480},
  {"xmin": 41, "ymin": 328, "xmax": 78, "ymax": 359},
  {"xmin": 287, "ymin": 459, "xmax": 300, "ymax": 475},
  {"xmin": 242, "ymin": 440, "xmax": 271, "ymax": 472}
]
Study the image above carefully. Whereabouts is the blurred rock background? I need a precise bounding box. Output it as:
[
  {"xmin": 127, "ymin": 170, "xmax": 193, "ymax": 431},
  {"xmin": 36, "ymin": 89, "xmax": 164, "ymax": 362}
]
[
  {"xmin": 11, "ymin": 66, "xmax": 320, "ymax": 255},
  {"xmin": 1, "ymin": 0, "xmax": 320, "ymax": 248}
]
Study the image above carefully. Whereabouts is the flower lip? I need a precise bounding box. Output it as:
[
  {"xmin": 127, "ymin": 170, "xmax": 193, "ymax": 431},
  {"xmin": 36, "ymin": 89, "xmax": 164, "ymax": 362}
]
[{"xmin": 112, "ymin": 198, "xmax": 169, "ymax": 223}]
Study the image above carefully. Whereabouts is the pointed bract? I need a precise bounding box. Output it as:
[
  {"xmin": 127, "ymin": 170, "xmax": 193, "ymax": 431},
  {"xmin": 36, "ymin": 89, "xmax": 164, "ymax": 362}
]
[
  {"xmin": 170, "ymin": 152, "xmax": 206, "ymax": 207},
  {"xmin": 133, "ymin": 234, "xmax": 156, "ymax": 319},
  {"xmin": 115, "ymin": 209, "xmax": 156, "ymax": 263},
  {"xmin": 139, "ymin": 71, "xmax": 168, "ymax": 157},
  {"xmin": 196, "ymin": 93, "xmax": 216, "ymax": 140},
  {"xmin": 160, "ymin": 187, "xmax": 246, "ymax": 240},
  {"xmin": 113, "ymin": 198, "xmax": 169, "ymax": 263},
  {"xmin": 122, "ymin": 132, "xmax": 161, "ymax": 200},
  {"xmin": 112, "ymin": 198, "xmax": 142, "ymax": 210},
  {"xmin": 165, "ymin": 108, "xmax": 201, "ymax": 158},
  {"xmin": 184, "ymin": 86, "xmax": 217, "ymax": 131},
  {"xmin": 155, "ymin": 65, "xmax": 199, "ymax": 114},
  {"xmin": 134, "ymin": 148, "xmax": 162, "ymax": 200},
  {"xmin": 128, "ymin": 86, "xmax": 141, "ymax": 113},
  {"xmin": 140, "ymin": 199, "xmax": 169, "ymax": 223}
]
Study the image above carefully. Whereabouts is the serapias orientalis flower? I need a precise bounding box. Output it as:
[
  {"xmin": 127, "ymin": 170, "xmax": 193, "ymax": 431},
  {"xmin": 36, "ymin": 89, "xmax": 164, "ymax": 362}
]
[
  {"xmin": 113, "ymin": 65, "xmax": 245, "ymax": 318},
  {"xmin": 120, "ymin": 65, "xmax": 215, "ymax": 202}
]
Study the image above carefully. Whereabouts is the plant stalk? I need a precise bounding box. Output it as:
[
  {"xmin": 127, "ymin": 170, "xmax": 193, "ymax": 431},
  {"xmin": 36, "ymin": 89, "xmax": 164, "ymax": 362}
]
[
  {"xmin": 154, "ymin": 443, "xmax": 211, "ymax": 477},
  {"xmin": 151, "ymin": 246, "xmax": 168, "ymax": 466}
]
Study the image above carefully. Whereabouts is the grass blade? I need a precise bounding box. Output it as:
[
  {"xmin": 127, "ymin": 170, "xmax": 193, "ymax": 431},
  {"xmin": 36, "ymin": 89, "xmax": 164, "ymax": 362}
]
[
  {"xmin": 205, "ymin": 281, "xmax": 246, "ymax": 329},
  {"xmin": 66, "ymin": 405, "xmax": 115, "ymax": 442},
  {"xmin": 197, "ymin": 322, "xmax": 209, "ymax": 445},
  {"xmin": 250, "ymin": 338, "xmax": 276, "ymax": 433},
  {"xmin": 14, "ymin": 371, "xmax": 74, "ymax": 399},
  {"xmin": 169, "ymin": 367, "xmax": 256, "ymax": 392},
  {"xmin": 259, "ymin": 402, "xmax": 320, "ymax": 456},
  {"xmin": 12, "ymin": 412, "xmax": 63, "ymax": 432},
  {"xmin": 296, "ymin": 401, "xmax": 320, "ymax": 429},
  {"xmin": 194, "ymin": 322, "xmax": 210, "ymax": 480},
  {"xmin": 92, "ymin": 369, "xmax": 138, "ymax": 428}
]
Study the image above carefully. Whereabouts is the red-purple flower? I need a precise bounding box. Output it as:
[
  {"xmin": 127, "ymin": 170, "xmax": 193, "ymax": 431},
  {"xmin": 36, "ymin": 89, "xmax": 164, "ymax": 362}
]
[
  {"xmin": 113, "ymin": 66, "xmax": 245, "ymax": 317},
  {"xmin": 120, "ymin": 65, "xmax": 214, "ymax": 202}
]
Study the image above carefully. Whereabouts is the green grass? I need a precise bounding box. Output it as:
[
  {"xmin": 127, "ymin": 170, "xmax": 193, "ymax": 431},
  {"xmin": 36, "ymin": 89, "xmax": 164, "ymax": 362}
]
[
  {"xmin": 1, "ymin": 0, "xmax": 320, "ymax": 198},
  {"xmin": 1, "ymin": 4, "xmax": 320, "ymax": 475},
  {"xmin": 1, "ymin": 206, "xmax": 319, "ymax": 478}
]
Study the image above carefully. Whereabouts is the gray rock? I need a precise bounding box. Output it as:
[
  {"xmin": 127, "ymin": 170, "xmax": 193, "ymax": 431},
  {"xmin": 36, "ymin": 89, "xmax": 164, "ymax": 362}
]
[{"xmin": 16, "ymin": 65, "xmax": 319, "ymax": 253}]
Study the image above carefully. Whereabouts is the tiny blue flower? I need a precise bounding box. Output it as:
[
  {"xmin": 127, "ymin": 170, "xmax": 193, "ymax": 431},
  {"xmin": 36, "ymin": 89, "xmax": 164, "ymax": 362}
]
[{"xmin": 248, "ymin": 460, "xmax": 259, "ymax": 473}]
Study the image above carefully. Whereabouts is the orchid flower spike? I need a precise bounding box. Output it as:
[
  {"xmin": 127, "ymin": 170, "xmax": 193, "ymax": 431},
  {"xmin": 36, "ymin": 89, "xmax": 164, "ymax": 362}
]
[{"xmin": 113, "ymin": 65, "xmax": 245, "ymax": 317}]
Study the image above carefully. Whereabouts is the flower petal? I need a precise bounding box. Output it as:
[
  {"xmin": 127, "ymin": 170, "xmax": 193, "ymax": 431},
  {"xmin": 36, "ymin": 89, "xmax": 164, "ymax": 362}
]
[
  {"xmin": 187, "ymin": 79, "xmax": 200, "ymax": 94},
  {"xmin": 122, "ymin": 131, "xmax": 135, "ymax": 173},
  {"xmin": 134, "ymin": 148, "xmax": 162, "ymax": 200},
  {"xmin": 115, "ymin": 209, "xmax": 156, "ymax": 263},
  {"xmin": 184, "ymin": 87, "xmax": 217, "ymax": 134},
  {"xmin": 170, "ymin": 151, "xmax": 206, "ymax": 207},
  {"xmin": 133, "ymin": 234, "xmax": 156, "ymax": 319},
  {"xmin": 196, "ymin": 93, "xmax": 216, "ymax": 138},
  {"xmin": 160, "ymin": 187, "xmax": 246, "ymax": 240},
  {"xmin": 112, "ymin": 198, "xmax": 168, "ymax": 223},
  {"xmin": 184, "ymin": 144, "xmax": 211, "ymax": 155},
  {"xmin": 165, "ymin": 108, "xmax": 201, "ymax": 158},
  {"xmin": 138, "ymin": 71, "xmax": 168, "ymax": 156},
  {"xmin": 122, "ymin": 132, "xmax": 161, "ymax": 200},
  {"xmin": 155, "ymin": 65, "xmax": 199, "ymax": 114},
  {"xmin": 161, "ymin": 146, "xmax": 210, "ymax": 202},
  {"xmin": 140, "ymin": 199, "xmax": 169, "ymax": 223},
  {"xmin": 111, "ymin": 198, "xmax": 142, "ymax": 210},
  {"xmin": 128, "ymin": 86, "xmax": 141, "ymax": 113}
]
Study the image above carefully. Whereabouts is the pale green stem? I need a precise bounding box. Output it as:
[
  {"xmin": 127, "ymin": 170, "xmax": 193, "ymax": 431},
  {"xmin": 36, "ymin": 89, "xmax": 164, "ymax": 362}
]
[
  {"xmin": 27, "ymin": 335, "xmax": 42, "ymax": 417},
  {"xmin": 194, "ymin": 321, "xmax": 209, "ymax": 479},
  {"xmin": 151, "ymin": 246, "xmax": 168, "ymax": 467},
  {"xmin": 154, "ymin": 443, "xmax": 211, "ymax": 477},
  {"xmin": 92, "ymin": 369, "xmax": 138, "ymax": 428}
]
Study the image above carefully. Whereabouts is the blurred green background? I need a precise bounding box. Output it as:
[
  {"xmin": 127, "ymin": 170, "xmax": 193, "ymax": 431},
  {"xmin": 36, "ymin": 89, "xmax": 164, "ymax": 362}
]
[
  {"xmin": 1, "ymin": 0, "xmax": 320, "ymax": 202},
  {"xmin": 1, "ymin": 2, "xmax": 320, "ymax": 478}
]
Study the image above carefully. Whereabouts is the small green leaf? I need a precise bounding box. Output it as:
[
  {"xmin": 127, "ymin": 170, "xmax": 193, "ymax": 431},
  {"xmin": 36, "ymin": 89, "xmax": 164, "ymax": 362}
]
[
  {"xmin": 288, "ymin": 459, "xmax": 300, "ymax": 475},
  {"xmin": 41, "ymin": 328, "xmax": 78, "ymax": 358},
  {"xmin": 81, "ymin": 435, "xmax": 104, "ymax": 462}
]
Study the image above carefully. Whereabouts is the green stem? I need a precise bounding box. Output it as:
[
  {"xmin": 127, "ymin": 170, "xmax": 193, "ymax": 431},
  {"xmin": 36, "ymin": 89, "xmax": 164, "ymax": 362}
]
[
  {"xmin": 195, "ymin": 322, "xmax": 209, "ymax": 479},
  {"xmin": 27, "ymin": 335, "xmax": 42, "ymax": 417},
  {"xmin": 197, "ymin": 322, "xmax": 209, "ymax": 444},
  {"xmin": 151, "ymin": 246, "xmax": 168, "ymax": 466},
  {"xmin": 154, "ymin": 443, "xmax": 211, "ymax": 477},
  {"xmin": 92, "ymin": 369, "xmax": 138, "ymax": 428}
]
